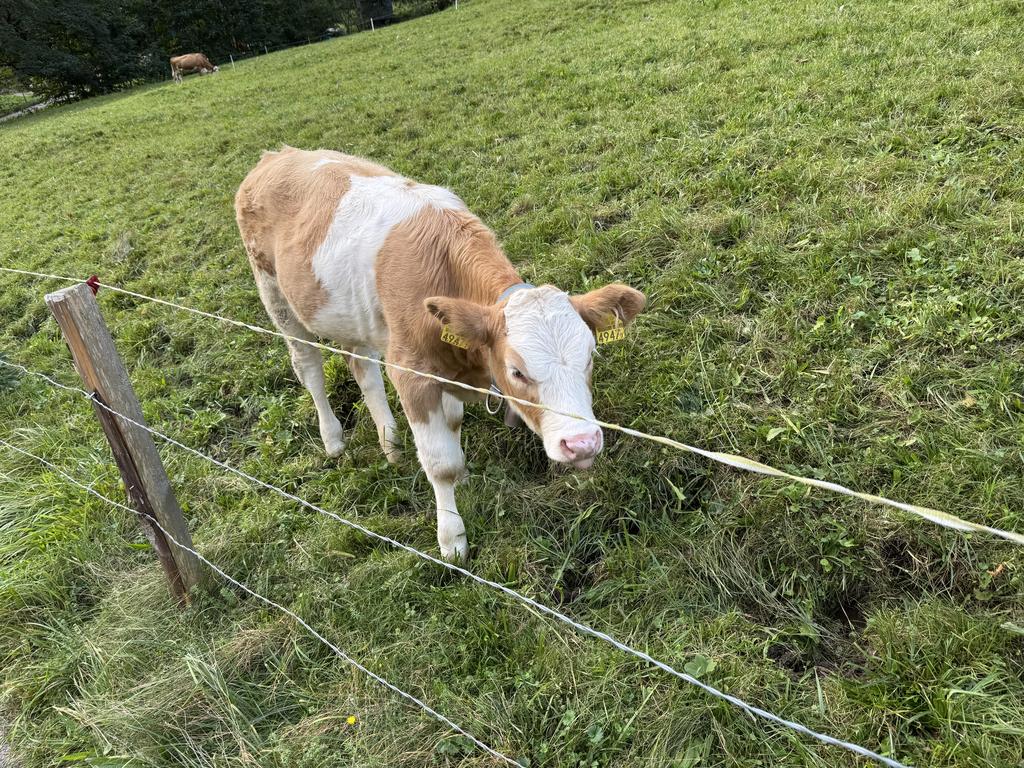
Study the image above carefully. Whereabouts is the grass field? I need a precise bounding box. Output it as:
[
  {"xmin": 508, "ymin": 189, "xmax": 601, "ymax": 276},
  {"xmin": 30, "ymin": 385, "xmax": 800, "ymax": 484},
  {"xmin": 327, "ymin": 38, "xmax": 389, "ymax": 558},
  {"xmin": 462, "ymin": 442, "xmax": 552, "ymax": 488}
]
[{"xmin": 3, "ymin": 0, "xmax": 1024, "ymax": 765}]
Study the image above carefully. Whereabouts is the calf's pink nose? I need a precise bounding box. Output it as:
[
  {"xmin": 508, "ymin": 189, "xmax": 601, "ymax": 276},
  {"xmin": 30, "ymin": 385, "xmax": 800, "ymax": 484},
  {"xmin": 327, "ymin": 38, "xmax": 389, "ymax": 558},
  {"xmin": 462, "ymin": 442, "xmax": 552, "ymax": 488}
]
[{"xmin": 559, "ymin": 429, "xmax": 603, "ymax": 461}]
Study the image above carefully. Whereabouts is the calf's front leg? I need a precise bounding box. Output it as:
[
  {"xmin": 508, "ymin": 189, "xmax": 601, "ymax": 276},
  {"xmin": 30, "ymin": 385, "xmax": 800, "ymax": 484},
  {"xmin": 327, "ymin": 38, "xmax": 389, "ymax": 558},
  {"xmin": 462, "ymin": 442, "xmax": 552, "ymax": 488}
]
[{"xmin": 392, "ymin": 371, "xmax": 468, "ymax": 561}]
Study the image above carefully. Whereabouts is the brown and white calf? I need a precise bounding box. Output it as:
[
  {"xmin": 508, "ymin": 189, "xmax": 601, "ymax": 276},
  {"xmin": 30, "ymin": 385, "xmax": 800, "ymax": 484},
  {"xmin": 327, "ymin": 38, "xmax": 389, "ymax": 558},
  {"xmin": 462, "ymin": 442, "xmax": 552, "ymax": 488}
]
[
  {"xmin": 235, "ymin": 147, "xmax": 644, "ymax": 560},
  {"xmin": 170, "ymin": 53, "xmax": 218, "ymax": 83}
]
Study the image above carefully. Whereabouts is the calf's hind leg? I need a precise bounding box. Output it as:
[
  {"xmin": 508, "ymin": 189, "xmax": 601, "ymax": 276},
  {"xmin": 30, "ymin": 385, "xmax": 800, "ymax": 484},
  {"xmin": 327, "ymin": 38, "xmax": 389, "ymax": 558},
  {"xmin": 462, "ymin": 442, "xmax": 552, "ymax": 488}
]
[
  {"xmin": 253, "ymin": 270, "xmax": 345, "ymax": 456},
  {"xmin": 347, "ymin": 352, "xmax": 400, "ymax": 463}
]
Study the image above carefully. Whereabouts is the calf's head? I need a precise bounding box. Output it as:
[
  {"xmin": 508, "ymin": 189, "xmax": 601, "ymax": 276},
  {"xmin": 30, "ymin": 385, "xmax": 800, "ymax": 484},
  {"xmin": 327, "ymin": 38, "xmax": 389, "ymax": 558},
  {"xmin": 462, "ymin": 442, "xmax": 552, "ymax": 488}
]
[{"xmin": 425, "ymin": 284, "xmax": 645, "ymax": 469}]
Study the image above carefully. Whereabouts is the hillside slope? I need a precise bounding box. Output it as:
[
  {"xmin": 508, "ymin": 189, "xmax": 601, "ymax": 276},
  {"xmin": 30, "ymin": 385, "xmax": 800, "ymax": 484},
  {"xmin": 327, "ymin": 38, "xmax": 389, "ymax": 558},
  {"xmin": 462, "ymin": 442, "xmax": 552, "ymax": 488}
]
[{"xmin": 2, "ymin": 0, "xmax": 1024, "ymax": 766}]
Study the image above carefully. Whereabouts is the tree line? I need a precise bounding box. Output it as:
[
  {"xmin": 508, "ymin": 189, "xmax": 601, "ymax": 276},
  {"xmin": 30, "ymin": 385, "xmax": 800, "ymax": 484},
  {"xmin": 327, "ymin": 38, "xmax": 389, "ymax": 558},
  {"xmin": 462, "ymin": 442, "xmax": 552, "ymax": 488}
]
[{"xmin": 0, "ymin": 0, "xmax": 452, "ymax": 99}]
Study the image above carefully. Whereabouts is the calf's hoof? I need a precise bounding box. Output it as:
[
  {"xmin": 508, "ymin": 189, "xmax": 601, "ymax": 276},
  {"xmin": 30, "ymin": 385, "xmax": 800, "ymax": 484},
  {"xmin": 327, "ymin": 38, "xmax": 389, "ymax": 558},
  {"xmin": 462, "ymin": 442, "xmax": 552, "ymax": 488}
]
[
  {"xmin": 321, "ymin": 422, "xmax": 346, "ymax": 457},
  {"xmin": 380, "ymin": 427, "xmax": 402, "ymax": 465},
  {"xmin": 439, "ymin": 533, "xmax": 468, "ymax": 563}
]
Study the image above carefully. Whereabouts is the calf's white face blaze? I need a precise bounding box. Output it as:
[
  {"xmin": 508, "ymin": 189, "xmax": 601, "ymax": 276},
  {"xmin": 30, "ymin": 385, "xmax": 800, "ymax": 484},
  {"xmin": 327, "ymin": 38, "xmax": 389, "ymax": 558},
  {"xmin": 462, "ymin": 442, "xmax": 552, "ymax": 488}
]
[{"xmin": 502, "ymin": 287, "xmax": 602, "ymax": 468}]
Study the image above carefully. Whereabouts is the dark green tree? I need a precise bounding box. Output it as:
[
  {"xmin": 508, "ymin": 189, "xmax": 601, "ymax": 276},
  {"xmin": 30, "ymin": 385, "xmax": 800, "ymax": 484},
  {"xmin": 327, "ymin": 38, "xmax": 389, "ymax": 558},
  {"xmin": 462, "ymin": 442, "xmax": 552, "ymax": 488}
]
[
  {"xmin": 0, "ymin": 0, "xmax": 153, "ymax": 97},
  {"xmin": 0, "ymin": 0, "xmax": 447, "ymax": 99}
]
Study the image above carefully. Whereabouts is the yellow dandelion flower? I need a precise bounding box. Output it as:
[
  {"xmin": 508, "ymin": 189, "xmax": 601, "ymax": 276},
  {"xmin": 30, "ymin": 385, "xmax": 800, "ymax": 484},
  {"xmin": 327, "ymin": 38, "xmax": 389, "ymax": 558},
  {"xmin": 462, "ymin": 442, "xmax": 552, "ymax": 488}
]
[{"xmin": 347, "ymin": 715, "xmax": 357, "ymax": 725}]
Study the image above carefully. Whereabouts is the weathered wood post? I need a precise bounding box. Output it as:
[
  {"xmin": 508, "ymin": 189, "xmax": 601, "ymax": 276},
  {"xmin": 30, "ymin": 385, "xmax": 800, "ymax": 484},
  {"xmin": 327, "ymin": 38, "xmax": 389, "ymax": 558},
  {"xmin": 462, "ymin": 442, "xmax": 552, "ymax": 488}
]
[{"xmin": 45, "ymin": 282, "xmax": 200, "ymax": 603}]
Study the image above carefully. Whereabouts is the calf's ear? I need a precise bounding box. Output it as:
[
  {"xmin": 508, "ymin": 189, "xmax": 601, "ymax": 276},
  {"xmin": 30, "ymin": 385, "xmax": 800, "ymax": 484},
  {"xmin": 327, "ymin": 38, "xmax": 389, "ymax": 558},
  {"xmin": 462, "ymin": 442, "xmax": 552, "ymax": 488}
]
[
  {"xmin": 570, "ymin": 283, "xmax": 646, "ymax": 331},
  {"xmin": 424, "ymin": 297, "xmax": 498, "ymax": 347}
]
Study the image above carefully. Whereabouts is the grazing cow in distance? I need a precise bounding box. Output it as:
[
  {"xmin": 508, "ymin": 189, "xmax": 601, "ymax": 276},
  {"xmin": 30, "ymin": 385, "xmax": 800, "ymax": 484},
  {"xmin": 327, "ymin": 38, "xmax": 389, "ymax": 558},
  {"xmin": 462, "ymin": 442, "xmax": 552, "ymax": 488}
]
[
  {"xmin": 234, "ymin": 147, "xmax": 645, "ymax": 561},
  {"xmin": 170, "ymin": 53, "xmax": 218, "ymax": 83}
]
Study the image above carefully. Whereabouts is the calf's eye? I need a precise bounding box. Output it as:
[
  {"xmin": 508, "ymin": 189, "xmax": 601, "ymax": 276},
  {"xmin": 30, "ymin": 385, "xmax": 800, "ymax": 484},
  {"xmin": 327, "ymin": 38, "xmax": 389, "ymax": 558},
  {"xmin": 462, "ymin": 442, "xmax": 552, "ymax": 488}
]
[{"xmin": 511, "ymin": 368, "xmax": 528, "ymax": 382}]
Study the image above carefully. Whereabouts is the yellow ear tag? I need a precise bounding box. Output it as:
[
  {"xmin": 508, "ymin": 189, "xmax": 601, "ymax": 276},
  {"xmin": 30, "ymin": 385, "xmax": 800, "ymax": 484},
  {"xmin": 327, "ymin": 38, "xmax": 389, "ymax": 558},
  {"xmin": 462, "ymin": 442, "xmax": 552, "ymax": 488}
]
[
  {"xmin": 440, "ymin": 324, "xmax": 470, "ymax": 349},
  {"xmin": 596, "ymin": 314, "xmax": 626, "ymax": 345}
]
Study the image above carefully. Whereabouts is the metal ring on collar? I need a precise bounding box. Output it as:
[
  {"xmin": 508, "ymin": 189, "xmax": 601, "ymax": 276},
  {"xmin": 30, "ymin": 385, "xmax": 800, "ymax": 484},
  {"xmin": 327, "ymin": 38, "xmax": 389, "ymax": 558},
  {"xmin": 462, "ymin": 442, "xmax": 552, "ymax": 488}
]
[{"xmin": 486, "ymin": 383, "xmax": 503, "ymax": 415}]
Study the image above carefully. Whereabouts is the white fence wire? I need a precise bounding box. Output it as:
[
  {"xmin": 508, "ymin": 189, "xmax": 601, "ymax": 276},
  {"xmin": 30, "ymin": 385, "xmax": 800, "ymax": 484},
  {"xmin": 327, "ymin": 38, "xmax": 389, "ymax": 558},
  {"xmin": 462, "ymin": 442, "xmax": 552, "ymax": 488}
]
[
  {"xmin": 0, "ymin": 436, "xmax": 520, "ymax": 767},
  {"xmin": 0, "ymin": 265, "xmax": 1021, "ymax": 546},
  {"xmin": 0, "ymin": 356, "xmax": 909, "ymax": 768}
]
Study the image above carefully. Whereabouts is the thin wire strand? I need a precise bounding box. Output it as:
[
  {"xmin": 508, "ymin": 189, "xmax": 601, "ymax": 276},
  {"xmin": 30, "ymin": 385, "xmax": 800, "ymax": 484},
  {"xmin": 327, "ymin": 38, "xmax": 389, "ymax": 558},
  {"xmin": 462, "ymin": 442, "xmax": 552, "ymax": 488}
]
[
  {"xmin": 0, "ymin": 265, "xmax": 1017, "ymax": 545},
  {"xmin": 0, "ymin": 436, "xmax": 520, "ymax": 767},
  {"xmin": 0, "ymin": 357, "xmax": 908, "ymax": 768}
]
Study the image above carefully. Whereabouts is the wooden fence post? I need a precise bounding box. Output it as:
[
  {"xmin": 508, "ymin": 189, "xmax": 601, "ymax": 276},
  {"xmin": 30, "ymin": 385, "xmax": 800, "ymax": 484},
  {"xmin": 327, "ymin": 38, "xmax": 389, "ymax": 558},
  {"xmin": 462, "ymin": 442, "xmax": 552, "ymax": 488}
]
[{"xmin": 45, "ymin": 283, "xmax": 201, "ymax": 603}]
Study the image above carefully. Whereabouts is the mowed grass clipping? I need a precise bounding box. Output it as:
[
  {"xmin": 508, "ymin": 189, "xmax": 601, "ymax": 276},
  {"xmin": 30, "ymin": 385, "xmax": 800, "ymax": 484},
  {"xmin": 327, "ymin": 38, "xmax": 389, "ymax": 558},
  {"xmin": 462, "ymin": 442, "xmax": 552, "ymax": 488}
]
[{"xmin": 2, "ymin": 0, "xmax": 1024, "ymax": 765}]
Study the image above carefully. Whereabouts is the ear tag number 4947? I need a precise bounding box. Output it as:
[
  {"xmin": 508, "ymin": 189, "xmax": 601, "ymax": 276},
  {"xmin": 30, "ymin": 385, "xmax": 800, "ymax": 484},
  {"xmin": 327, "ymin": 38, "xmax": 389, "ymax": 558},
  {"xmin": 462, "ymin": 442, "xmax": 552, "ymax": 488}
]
[
  {"xmin": 596, "ymin": 314, "xmax": 625, "ymax": 345},
  {"xmin": 441, "ymin": 324, "xmax": 470, "ymax": 349}
]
